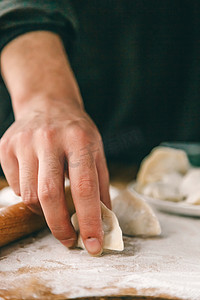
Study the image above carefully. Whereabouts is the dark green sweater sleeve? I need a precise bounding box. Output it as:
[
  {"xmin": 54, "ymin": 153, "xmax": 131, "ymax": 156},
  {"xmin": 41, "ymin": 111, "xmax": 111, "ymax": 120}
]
[{"xmin": 0, "ymin": 0, "xmax": 78, "ymax": 52}]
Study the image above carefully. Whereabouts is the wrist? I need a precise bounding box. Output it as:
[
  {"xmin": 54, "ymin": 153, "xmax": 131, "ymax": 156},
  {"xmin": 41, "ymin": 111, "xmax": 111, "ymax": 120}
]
[
  {"xmin": 12, "ymin": 93, "xmax": 84, "ymax": 120},
  {"xmin": 0, "ymin": 31, "xmax": 83, "ymax": 118}
]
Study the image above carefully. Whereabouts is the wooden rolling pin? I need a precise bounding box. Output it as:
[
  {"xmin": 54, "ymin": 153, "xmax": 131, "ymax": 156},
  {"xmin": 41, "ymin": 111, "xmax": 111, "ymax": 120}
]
[
  {"xmin": 0, "ymin": 187, "xmax": 75, "ymax": 247},
  {"xmin": 0, "ymin": 202, "xmax": 46, "ymax": 247}
]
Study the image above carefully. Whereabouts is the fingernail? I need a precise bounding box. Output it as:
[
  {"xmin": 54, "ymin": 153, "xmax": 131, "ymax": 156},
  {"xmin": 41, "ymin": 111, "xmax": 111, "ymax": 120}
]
[
  {"xmin": 84, "ymin": 238, "xmax": 102, "ymax": 256},
  {"xmin": 61, "ymin": 238, "xmax": 76, "ymax": 248}
]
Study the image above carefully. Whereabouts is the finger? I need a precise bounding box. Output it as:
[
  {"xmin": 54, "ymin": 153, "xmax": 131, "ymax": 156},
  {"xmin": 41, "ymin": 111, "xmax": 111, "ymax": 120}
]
[
  {"xmin": 38, "ymin": 150, "xmax": 76, "ymax": 248},
  {"xmin": 0, "ymin": 141, "xmax": 20, "ymax": 195},
  {"xmin": 68, "ymin": 149, "xmax": 103, "ymax": 256},
  {"xmin": 18, "ymin": 150, "xmax": 42, "ymax": 215},
  {"xmin": 96, "ymin": 146, "xmax": 111, "ymax": 210}
]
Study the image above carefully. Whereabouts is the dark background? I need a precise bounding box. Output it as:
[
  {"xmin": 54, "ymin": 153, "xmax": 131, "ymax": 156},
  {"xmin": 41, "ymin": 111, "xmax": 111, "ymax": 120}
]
[{"xmin": 0, "ymin": 1, "xmax": 200, "ymax": 177}]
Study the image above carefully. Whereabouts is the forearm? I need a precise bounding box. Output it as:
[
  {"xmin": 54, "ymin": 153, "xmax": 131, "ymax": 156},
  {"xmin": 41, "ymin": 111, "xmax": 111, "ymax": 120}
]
[{"xmin": 0, "ymin": 31, "xmax": 83, "ymax": 119}]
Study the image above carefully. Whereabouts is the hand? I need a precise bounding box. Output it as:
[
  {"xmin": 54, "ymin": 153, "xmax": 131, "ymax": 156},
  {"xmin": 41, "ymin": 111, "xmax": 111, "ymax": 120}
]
[{"xmin": 0, "ymin": 31, "xmax": 111, "ymax": 255}]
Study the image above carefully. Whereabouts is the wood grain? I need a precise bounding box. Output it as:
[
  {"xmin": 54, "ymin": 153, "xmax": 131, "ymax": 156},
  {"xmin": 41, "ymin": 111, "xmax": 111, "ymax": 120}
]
[
  {"xmin": 0, "ymin": 178, "xmax": 46, "ymax": 247},
  {"xmin": 0, "ymin": 181, "xmax": 75, "ymax": 248},
  {"xmin": 0, "ymin": 202, "xmax": 46, "ymax": 247}
]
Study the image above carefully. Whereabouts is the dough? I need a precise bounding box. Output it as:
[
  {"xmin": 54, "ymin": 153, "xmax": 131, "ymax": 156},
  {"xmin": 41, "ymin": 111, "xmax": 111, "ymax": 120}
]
[
  {"xmin": 185, "ymin": 190, "xmax": 200, "ymax": 205},
  {"xmin": 137, "ymin": 147, "xmax": 190, "ymax": 190},
  {"xmin": 140, "ymin": 172, "xmax": 183, "ymax": 202},
  {"xmin": 180, "ymin": 168, "xmax": 200, "ymax": 205},
  {"xmin": 141, "ymin": 182, "xmax": 182, "ymax": 202},
  {"xmin": 71, "ymin": 202, "xmax": 124, "ymax": 253},
  {"xmin": 111, "ymin": 189, "xmax": 161, "ymax": 236},
  {"xmin": 161, "ymin": 172, "xmax": 183, "ymax": 187},
  {"xmin": 180, "ymin": 168, "xmax": 200, "ymax": 197}
]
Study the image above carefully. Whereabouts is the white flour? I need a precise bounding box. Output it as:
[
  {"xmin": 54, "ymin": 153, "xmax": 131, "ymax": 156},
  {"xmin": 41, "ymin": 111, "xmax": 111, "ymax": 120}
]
[
  {"xmin": 0, "ymin": 187, "xmax": 200, "ymax": 299},
  {"xmin": 0, "ymin": 187, "xmax": 22, "ymax": 208}
]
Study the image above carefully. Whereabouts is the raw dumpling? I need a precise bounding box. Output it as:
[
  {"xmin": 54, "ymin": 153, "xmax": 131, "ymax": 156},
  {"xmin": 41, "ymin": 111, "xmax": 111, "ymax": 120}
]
[
  {"xmin": 111, "ymin": 189, "xmax": 161, "ymax": 237},
  {"xmin": 140, "ymin": 172, "xmax": 183, "ymax": 202},
  {"xmin": 180, "ymin": 168, "xmax": 200, "ymax": 197},
  {"xmin": 141, "ymin": 182, "xmax": 182, "ymax": 202},
  {"xmin": 185, "ymin": 191, "xmax": 200, "ymax": 205},
  {"xmin": 161, "ymin": 172, "xmax": 183, "ymax": 187},
  {"xmin": 71, "ymin": 202, "xmax": 124, "ymax": 253},
  {"xmin": 137, "ymin": 147, "xmax": 189, "ymax": 189}
]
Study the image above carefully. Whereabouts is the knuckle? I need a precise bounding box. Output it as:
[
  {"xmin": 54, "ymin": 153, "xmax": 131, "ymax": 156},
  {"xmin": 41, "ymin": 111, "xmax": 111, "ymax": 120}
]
[
  {"xmin": 22, "ymin": 188, "xmax": 38, "ymax": 206},
  {"xmin": 20, "ymin": 163, "xmax": 34, "ymax": 177},
  {"xmin": 76, "ymin": 128, "xmax": 89, "ymax": 143},
  {"xmin": 39, "ymin": 181, "xmax": 60, "ymax": 203},
  {"xmin": 69, "ymin": 124, "xmax": 88, "ymax": 142},
  {"xmin": 76, "ymin": 178, "xmax": 97, "ymax": 199},
  {"xmin": 37, "ymin": 126, "xmax": 56, "ymax": 144},
  {"xmin": 81, "ymin": 217, "xmax": 100, "ymax": 230},
  {"xmin": 44, "ymin": 156, "xmax": 61, "ymax": 176},
  {"xmin": 68, "ymin": 121, "xmax": 98, "ymax": 144},
  {"xmin": 94, "ymin": 131, "xmax": 102, "ymax": 144},
  {"xmin": 0, "ymin": 136, "xmax": 11, "ymax": 156},
  {"xmin": 51, "ymin": 224, "xmax": 74, "ymax": 241},
  {"xmin": 16, "ymin": 130, "xmax": 32, "ymax": 145},
  {"xmin": 80, "ymin": 218, "xmax": 102, "ymax": 240},
  {"xmin": 0, "ymin": 136, "xmax": 7, "ymax": 151}
]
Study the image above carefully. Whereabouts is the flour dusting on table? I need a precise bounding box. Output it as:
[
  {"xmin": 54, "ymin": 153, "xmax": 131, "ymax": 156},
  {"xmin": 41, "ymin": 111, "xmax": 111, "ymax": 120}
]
[{"xmin": 0, "ymin": 209, "xmax": 200, "ymax": 299}]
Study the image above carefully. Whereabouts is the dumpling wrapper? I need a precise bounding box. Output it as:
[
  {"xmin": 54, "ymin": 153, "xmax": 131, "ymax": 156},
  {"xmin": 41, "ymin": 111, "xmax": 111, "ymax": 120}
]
[
  {"xmin": 180, "ymin": 168, "xmax": 200, "ymax": 197},
  {"xmin": 161, "ymin": 172, "xmax": 183, "ymax": 187},
  {"xmin": 111, "ymin": 189, "xmax": 161, "ymax": 237},
  {"xmin": 140, "ymin": 172, "xmax": 183, "ymax": 202},
  {"xmin": 71, "ymin": 202, "xmax": 124, "ymax": 253},
  {"xmin": 137, "ymin": 147, "xmax": 190, "ymax": 190},
  {"xmin": 141, "ymin": 182, "xmax": 182, "ymax": 202},
  {"xmin": 185, "ymin": 190, "xmax": 200, "ymax": 205}
]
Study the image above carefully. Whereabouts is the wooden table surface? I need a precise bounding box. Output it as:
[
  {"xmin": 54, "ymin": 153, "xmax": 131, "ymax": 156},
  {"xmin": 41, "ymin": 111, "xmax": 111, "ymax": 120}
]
[{"xmin": 0, "ymin": 170, "xmax": 200, "ymax": 300}]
